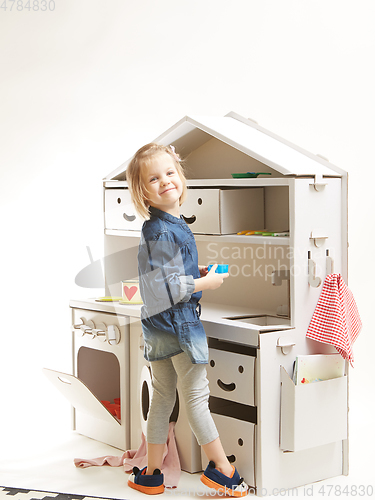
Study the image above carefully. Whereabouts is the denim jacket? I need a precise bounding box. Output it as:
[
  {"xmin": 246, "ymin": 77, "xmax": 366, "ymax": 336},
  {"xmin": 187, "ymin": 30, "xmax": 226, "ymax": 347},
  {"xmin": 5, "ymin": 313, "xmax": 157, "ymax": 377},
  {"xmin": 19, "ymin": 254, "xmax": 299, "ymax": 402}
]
[{"xmin": 138, "ymin": 206, "xmax": 208, "ymax": 364}]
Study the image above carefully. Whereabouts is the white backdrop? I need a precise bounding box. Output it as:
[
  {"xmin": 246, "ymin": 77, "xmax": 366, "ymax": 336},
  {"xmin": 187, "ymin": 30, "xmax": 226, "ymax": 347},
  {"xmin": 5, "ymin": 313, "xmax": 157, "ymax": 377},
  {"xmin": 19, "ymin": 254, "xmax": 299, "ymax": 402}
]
[{"xmin": 1, "ymin": 0, "xmax": 373, "ymax": 492}]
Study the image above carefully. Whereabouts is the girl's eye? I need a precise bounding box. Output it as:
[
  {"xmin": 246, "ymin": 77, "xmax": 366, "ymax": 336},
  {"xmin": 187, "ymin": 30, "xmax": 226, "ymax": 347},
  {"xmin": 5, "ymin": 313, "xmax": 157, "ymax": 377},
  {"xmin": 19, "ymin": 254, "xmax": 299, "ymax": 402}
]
[
  {"xmin": 150, "ymin": 177, "xmax": 157, "ymax": 182},
  {"xmin": 167, "ymin": 170, "xmax": 175, "ymax": 176}
]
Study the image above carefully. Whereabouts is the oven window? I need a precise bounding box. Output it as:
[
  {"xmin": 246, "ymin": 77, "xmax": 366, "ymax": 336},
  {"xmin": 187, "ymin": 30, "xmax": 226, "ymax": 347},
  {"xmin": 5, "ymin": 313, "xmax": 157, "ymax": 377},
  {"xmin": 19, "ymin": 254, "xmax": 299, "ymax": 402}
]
[{"xmin": 77, "ymin": 346, "xmax": 120, "ymax": 403}]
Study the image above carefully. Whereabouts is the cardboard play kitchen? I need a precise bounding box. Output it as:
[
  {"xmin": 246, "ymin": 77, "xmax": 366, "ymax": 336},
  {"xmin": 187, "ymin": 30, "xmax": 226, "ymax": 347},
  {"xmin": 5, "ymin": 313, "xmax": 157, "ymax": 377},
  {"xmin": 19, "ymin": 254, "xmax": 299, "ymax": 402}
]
[{"xmin": 45, "ymin": 112, "xmax": 350, "ymax": 495}]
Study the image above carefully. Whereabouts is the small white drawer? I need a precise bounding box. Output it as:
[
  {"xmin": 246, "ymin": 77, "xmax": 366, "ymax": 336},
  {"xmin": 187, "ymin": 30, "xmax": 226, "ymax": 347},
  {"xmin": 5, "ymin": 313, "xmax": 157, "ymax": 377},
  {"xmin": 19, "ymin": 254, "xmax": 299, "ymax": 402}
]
[
  {"xmin": 207, "ymin": 345, "xmax": 255, "ymax": 407},
  {"xmin": 202, "ymin": 413, "xmax": 255, "ymax": 488},
  {"xmin": 181, "ymin": 188, "xmax": 264, "ymax": 234},
  {"xmin": 105, "ymin": 189, "xmax": 143, "ymax": 231}
]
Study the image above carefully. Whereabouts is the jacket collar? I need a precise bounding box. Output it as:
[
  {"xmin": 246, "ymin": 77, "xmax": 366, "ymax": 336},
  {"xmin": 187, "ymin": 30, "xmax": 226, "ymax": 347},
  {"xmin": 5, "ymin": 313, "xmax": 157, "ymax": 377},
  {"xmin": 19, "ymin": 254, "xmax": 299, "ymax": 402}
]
[{"xmin": 149, "ymin": 206, "xmax": 184, "ymax": 224}]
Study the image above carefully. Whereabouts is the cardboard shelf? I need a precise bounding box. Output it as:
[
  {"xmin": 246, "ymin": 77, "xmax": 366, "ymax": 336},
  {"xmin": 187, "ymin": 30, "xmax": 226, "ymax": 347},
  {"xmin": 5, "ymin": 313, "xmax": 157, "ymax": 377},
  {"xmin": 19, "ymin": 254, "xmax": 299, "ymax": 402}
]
[
  {"xmin": 186, "ymin": 178, "xmax": 292, "ymax": 188},
  {"xmin": 195, "ymin": 234, "xmax": 290, "ymax": 245},
  {"xmin": 103, "ymin": 178, "xmax": 292, "ymax": 189},
  {"xmin": 104, "ymin": 229, "xmax": 290, "ymax": 245}
]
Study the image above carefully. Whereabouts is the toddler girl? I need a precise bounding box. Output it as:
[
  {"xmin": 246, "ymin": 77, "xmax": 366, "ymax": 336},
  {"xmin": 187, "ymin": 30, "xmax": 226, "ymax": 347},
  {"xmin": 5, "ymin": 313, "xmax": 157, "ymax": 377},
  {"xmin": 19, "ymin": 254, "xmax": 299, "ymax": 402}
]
[{"xmin": 126, "ymin": 143, "xmax": 249, "ymax": 497}]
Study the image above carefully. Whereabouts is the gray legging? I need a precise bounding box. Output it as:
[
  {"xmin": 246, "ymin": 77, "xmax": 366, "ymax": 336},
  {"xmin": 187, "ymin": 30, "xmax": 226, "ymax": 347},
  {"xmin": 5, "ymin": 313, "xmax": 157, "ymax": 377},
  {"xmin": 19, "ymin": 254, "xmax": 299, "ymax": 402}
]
[{"xmin": 147, "ymin": 351, "xmax": 219, "ymax": 446}]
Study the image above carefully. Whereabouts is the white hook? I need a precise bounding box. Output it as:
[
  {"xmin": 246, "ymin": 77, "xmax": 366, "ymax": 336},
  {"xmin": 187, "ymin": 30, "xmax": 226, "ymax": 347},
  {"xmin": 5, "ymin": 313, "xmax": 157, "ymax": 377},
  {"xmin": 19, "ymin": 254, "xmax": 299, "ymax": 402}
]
[
  {"xmin": 326, "ymin": 249, "xmax": 334, "ymax": 275},
  {"xmin": 308, "ymin": 253, "xmax": 322, "ymax": 288}
]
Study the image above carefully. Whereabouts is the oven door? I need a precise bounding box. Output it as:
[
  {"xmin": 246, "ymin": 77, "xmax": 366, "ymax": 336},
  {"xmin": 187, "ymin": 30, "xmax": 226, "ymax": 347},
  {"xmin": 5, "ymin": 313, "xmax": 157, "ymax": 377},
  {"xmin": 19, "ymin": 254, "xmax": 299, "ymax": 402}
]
[{"xmin": 43, "ymin": 368, "xmax": 119, "ymax": 425}]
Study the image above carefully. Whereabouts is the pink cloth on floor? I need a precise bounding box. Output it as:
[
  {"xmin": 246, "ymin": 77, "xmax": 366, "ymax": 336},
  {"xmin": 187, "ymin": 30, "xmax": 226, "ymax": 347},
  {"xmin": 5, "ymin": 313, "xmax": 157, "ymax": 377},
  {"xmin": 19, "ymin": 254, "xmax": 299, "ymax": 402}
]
[
  {"xmin": 74, "ymin": 422, "xmax": 180, "ymax": 488},
  {"xmin": 306, "ymin": 273, "xmax": 362, "ymax": 367}
]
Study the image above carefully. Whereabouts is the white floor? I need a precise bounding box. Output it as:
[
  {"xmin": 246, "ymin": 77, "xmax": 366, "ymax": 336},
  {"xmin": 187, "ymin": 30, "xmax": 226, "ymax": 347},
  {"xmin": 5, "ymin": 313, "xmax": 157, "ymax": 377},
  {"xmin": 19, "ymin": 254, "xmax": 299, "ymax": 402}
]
[
  {"xmin": 0, "ymin": 421, "xmax": 216, "ymax": 500},
  {"xmin": 0, "ymin": 370, "xmax": 374, "ymax": 500}
]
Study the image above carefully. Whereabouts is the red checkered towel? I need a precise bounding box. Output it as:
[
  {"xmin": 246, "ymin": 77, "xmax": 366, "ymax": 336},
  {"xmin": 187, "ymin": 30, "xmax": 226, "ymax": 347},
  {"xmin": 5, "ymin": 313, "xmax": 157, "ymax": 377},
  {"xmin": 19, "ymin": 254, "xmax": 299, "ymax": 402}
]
[{"xmin": 306, "ymin": 274, "xmax": 362, "ymax": 367}]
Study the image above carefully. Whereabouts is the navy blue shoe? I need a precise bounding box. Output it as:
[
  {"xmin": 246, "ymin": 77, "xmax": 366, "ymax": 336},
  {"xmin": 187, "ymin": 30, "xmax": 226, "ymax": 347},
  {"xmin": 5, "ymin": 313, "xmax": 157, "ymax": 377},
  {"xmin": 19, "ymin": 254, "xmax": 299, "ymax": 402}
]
[
  {"xmin": 201, "ymin": 461, "xmax": 249, "ymax": 497},
  {"xmin": 128, "ymin": 466, "xmax": 165, "ymax": 495}
]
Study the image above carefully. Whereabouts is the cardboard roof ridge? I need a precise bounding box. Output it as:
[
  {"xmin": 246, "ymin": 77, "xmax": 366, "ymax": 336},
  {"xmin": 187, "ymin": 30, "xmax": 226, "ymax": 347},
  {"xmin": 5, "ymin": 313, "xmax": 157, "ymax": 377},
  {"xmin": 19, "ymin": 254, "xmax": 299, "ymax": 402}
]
[
  {"xmin": 104, "ymin": 112, "xmax": 346, "ymax": 181},
  {"xmin": 224, "ymin": 111, "xmax": 345, "ymax": 177}
]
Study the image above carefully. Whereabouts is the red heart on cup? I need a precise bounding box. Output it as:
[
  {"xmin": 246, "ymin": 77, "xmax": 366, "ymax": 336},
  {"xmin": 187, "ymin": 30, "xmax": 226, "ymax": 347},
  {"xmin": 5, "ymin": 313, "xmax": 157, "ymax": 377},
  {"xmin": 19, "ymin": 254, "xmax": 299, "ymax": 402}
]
[{"xmin": 124, "ymin": 285, "xmax": 138, "ymax": 301}]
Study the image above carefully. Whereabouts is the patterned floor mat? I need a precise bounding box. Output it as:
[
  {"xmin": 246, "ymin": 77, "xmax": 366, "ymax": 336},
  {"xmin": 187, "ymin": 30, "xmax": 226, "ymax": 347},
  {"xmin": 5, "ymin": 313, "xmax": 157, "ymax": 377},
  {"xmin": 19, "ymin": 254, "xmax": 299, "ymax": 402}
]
[{"xmin": 0, "ymin": 487, "xmax": 124, "ymax": 500}]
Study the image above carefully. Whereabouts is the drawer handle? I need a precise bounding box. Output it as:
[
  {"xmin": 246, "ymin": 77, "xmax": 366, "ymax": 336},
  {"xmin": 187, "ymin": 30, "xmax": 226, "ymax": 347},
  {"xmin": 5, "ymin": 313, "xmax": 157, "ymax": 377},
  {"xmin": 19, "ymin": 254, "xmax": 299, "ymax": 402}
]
[
  {"xmin": 123, "ymin": 212, "xmax": 136, "ymax": 222},
  {"xmin": 217, "ymin": 379, "xmax": 236, "ymax": 392},
  {"xmin": 57, "ymin": 376, "xmax": 71, "ymax": 385},
  {"xmin": 277, "ymin": 337, "xmax": 296, "ymax": 355},
  {"xmin": 181, "ymin": 214, "xmax": 196, "ymax": 225}
]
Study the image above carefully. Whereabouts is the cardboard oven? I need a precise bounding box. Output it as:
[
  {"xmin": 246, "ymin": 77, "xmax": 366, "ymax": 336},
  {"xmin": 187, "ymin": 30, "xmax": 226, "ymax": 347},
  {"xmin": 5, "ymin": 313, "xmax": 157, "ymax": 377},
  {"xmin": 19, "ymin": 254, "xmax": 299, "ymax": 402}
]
[
  {"xmin": 44, "ymin": 308, "xmax": 202, "ymax": 472},
  {"xmin": 44, "ymin": 308, "xmax": 131, "ymax": 450}
]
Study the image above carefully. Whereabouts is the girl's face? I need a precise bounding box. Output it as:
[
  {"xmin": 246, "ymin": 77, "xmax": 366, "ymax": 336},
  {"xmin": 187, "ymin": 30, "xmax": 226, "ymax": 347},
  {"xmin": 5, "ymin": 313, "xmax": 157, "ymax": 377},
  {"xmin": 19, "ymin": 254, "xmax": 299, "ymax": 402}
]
[{"xmin": 142, "ymin": 152, "xmax": 183, "ymax": 216}]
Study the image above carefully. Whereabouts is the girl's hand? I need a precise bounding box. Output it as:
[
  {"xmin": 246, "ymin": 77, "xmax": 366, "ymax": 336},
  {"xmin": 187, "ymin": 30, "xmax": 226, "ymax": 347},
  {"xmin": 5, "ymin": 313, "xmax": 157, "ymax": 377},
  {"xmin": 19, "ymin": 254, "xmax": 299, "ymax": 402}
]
[
  {"xmin": 199, "ymin": 265, "xmax": 208, "ymax": 277},
  {"xmin": 203, "ymin": 264, "xmax": 229, "ymax": 290},
  {"xmin": 194, "ymin": 264, "xmax": 229, "ymax": 293}
]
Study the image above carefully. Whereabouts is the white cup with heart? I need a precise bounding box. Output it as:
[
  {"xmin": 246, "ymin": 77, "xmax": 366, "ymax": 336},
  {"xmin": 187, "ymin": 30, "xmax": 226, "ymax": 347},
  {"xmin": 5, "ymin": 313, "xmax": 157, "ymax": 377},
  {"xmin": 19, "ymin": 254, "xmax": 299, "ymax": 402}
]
[{"xmin": 121, "ymin": 280, "xmax": 143, "ymax": 304}]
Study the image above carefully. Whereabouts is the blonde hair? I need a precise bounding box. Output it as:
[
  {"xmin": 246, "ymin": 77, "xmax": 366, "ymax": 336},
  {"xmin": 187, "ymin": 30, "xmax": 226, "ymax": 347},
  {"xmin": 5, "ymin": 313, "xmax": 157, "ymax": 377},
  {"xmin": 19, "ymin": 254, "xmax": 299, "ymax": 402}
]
[{"xmin": 126, "ymin": 143, "xmax": 187, "ymax": 219}]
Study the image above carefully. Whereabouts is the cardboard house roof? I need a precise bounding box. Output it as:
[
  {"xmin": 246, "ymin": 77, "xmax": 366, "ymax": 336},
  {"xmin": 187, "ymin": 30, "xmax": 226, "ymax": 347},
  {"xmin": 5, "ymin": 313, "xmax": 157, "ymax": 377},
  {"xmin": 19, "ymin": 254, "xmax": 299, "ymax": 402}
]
[{"xmin": 105, "ymin": 112, "xmax": 345, "ymax": 181}]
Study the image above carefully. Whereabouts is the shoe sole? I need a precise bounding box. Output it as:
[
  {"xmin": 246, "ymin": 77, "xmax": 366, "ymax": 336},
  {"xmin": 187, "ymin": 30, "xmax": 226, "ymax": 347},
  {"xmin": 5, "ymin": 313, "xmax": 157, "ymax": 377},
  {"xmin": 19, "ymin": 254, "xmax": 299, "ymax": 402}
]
[
  {"xmin": 127, "ymin": 478, "xmax": 165, "ymax": 495},
  {"xmin": 200, "ymin": 474, "xmax": 248, "ymax": 497}
]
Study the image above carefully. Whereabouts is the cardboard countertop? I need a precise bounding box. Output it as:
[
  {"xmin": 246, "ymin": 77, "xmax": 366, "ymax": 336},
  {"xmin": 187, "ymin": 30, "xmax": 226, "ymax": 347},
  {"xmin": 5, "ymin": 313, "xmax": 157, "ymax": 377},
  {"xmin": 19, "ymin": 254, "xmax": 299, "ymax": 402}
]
[{"xmin": 69, "ymin": 298, "xmax": 292, "ymax": 334}]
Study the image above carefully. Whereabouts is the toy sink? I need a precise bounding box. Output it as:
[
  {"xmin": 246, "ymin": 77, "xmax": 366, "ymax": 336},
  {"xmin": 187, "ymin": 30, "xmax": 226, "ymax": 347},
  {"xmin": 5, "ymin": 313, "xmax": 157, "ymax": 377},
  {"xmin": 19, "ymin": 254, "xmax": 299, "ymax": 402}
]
[{"xmin": 225, "ymin": 315, "xmax": 290, "ymax": 327}]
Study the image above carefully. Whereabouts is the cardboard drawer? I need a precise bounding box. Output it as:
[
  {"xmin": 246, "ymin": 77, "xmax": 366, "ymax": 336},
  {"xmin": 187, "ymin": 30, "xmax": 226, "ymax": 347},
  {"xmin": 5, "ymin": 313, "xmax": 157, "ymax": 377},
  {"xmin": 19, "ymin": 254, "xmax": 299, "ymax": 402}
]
[
  {"xmin": 202, "ymin": 413, "xmax": 255, "ymax": 488},
  {"xmin": 181, "ymin": 188, "xmax": 264, "ymax": 234},
  {"xmin": 207, "ymin": 347, "xmax": 255, "ymax": 407},
  {"xmin": 280, "ymin": 367, "xmax": 348, "ymax": 452},
  {"xmin": 104, "ymin": 188, "xmax": 143, "ymax": 231}
]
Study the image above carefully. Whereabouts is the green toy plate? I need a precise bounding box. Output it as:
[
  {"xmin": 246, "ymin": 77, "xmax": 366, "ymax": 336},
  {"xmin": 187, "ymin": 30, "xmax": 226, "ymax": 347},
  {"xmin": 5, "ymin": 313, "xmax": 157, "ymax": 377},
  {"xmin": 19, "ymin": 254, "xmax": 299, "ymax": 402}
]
[{"xmin": 231, "ymin": 172, "xmax": 272, "ymax": 178}]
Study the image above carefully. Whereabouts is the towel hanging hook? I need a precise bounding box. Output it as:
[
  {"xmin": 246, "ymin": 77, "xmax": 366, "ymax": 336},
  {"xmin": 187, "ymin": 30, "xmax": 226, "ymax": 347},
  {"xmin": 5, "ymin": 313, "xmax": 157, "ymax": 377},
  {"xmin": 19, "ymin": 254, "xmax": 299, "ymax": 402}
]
[{"xmin": 308, "ymin": 251, "xmax": 322, "ymax": 288}]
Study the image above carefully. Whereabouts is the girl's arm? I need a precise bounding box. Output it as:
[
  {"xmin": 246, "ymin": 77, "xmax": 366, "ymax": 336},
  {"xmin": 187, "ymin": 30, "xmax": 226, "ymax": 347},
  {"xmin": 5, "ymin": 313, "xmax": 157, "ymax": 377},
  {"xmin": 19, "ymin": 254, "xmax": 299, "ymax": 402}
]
[{"xmin": 194, "ymin": 264, "xmax": 229, "ymax": 292}]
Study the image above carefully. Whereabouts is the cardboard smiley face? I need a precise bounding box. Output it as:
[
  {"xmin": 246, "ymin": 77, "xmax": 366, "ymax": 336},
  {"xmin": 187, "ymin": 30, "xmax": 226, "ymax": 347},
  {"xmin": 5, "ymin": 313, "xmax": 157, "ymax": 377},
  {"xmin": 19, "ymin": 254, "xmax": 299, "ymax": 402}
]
[
  {"xmin": 207, "ymin": 348, "xmax": 255, "ymax": 407},
  {"xmin": 105, "ymin": 189, "xmax": 143, "ymax": 231},
  {"xmin": 209, "ymin": 413, "xmax": 256, "ymax": 487}
]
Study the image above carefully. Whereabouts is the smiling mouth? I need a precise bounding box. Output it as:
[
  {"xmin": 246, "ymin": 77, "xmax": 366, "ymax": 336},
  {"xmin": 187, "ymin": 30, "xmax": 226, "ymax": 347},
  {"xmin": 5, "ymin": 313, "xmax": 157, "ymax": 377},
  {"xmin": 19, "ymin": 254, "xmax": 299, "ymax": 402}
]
[
  {"xmin": 123, "ymin": 212, "xmax": 136, "ymax": 222},
  {"xmin": 217, "ymin": 379, "xmax": 236, "ymax": 392},
  {"xmin": 160, "ymin": 187, "xmax": 176, "ymax": 195},
  {"xmin": 181, "ymin": 215, "xmax": 196, "ymax": 224}
]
